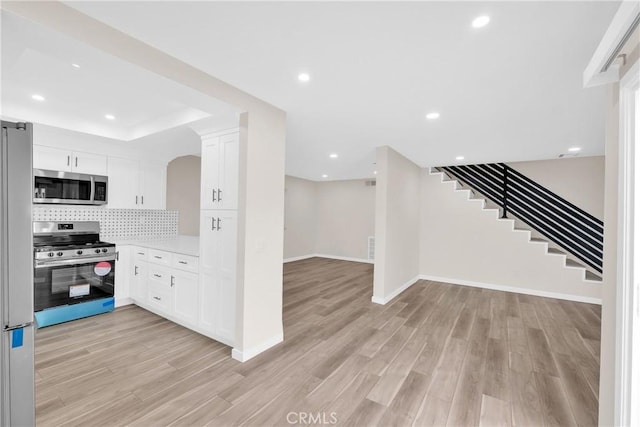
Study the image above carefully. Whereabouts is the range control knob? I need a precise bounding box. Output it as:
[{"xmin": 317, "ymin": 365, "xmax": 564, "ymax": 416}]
[
  {"xmin": 48, "ymin": 252, "xmax": 54, "ymax": 257},
  {"xmin": 76, "ymin": 250, "xmax": 83, "ymax": 255},
  {"xmin": 57, "ymin": 252, "xmax": 63, "ymax": 257},
  {"xmin": 102, "ymin": 248, "xmax": 108, "ymax": 253},
  {"xmin": 95, "ymin": 249, "xmax": 101, "ymax": 254}
]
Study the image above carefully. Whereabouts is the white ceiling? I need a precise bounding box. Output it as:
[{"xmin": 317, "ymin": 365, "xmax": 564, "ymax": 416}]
[
  {"xmin": 2, "ymin": 2, "xmax": 620, "ymax": 180},
  {"xmin": 0, "ymin": 10, "xmax": 239, "ymax": 141}
]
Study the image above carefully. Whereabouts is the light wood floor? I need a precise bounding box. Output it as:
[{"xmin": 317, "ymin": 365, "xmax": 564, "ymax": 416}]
[{"xmin": 35, "ymin": 258, "xmax": 601, "ymax": 426}]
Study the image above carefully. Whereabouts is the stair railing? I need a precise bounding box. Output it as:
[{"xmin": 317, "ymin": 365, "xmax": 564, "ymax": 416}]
[{"xmin": 439, "ymin": 163, "xmax": 604, "ymax": 274}]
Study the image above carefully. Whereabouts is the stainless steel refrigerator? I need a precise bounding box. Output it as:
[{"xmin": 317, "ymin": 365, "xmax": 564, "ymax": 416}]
[{"xmin": 0, "ymin": 120, "xmax": 35, "ymax": 426}]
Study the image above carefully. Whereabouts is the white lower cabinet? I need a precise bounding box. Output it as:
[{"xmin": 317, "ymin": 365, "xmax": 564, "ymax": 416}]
[
  {"xmin": 172, "ymin": 270, "xmax": 199, "ymax": 326},
  {"xmin": 129, "ymin": 247, "xmax": 201, "ymax": 333}
]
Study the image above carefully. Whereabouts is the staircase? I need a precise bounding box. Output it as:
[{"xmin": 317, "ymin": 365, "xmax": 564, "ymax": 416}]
[{"xmin": 430, "ymin": 166, "xmax": 602, "ymax": 283}]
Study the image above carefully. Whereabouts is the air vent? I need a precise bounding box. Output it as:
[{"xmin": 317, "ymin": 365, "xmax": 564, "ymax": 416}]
[
  {"xmin": 365, "ymin": 179, "xmax": 376, "ymax": 187},
  {"xmin": 368, "ymin": 236, "xmax": 375, "ymax": 260}
]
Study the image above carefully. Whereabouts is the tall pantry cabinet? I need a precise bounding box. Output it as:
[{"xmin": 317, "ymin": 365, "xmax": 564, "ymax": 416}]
[{"xmin": 199, "ymin": 130, "xmax": 239, "ymax": 346}]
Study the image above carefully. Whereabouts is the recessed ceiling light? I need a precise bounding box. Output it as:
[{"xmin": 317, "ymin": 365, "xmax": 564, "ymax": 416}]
[
  {"xmin": 321, "ymin": 174, "xmax": 328, "ymax": 178},
  {"xmin": 456, "ymin": 156, "xmax": 465, "ymax": 161},
  {"xmin": 298, "ymin": 73, "xmax": 310, "ymax": 82},
  {"xmin": 31, "ymin": 94, "xmax": 45, "ymax": 101},
  {"xmin": 71, "ymin": 63, "xmax": 80, "ymax": 69},
  {"xmin": 568, "ymin": 147, "xmax": 581, "ymax": 152},
  {"xmin": 426, "ymin": 112, "xmax": 440, "ymax": 120},
  {"xmin": 105, "ymin": 114, "xmax": 116, "ymax": 120},
  {"xmin": 472, "ymin": 15, "xmax": 490, "ymax": 28},
  {"xmin": 329, "ymin": 153, "xmax": 338, "ymax": 159},
  {"xmin": 373, "ymin": 170, "xmax": 377, "ymax": 175}
]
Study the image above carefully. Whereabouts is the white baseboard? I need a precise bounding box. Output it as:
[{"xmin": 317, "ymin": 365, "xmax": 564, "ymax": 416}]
[
  {"xmin": 232, "ymin": 332, "xmax": 284, "ymax": 363},
  {"xmin": 314, "ymin": 254, "xmax": 374, "ymax": 264},
  {"xmin": 419, "ymin": 274, "xmax": 602, "ymax": 305},
  {"xmin": 283, "ymin": 253, "xmax": 374, "ymax": 264},
  {"xmin": 371, "ymin": 275, "xmax": 420, "ymax": 305},
  {"xmin": 283, "ymin": 254, "xmax": 316, "ymax": 263}
]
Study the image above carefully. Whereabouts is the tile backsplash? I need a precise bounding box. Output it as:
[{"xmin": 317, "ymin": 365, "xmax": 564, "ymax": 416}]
[{"xmin": 32, "ymin": 206, "xmax": 179, "ymax": 240}]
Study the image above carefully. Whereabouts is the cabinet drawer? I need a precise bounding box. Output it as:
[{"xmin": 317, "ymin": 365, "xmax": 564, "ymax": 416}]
[
  {"xmin": 172, "ymin": 254, "xmax": 199, "ymax": 273},
  {"xmin": 133, "ymin": 247, "xmax": 148, "ymax": 261},
  {"xmin": 149, "ymin": 249, "xmax": 171, "ymax": 266},
  {"xmin": 148, "ymin": 289, "xmax": 171, "ymax": 313},
  {"xmin": 148, "ymin": 265, "xmax": 171, "ymax": 288}
]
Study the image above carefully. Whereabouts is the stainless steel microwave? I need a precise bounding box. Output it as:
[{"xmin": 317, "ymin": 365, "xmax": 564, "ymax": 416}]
[{"xmin": 33, "ymin": 169, "xmax": 108, "ymax": 205}]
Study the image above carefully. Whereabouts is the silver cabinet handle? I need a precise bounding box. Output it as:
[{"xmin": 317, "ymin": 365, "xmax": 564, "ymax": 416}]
[
  {"xmin": 153, "ymin": 256, "xmax": 162, "ymax": 259},
  {"xmin": 116, "ymin": 251, "xmax": 119, "ymax": 261},
  {"xmin": 178, "ymin": 261, "xmax": 187, "ymax": 265},
  {"xmin": 218, "ymin": 189, "xmax": 222, "ymax": 202},
  {"xmin": 170, "ymin": 276, "xmax": 175, "ymax": 287},
  {"xmin": 216, "ymin": 217, "xmax": 221, "ymax": 231},
  {"xmin": 211, "ymin": 217, "xmax": 215, "ymax": 231},
  {"xmin": 67, "ymin": 155, "xmax": 70, "ymax": 166},
  {"xmin": 136, "ymin": 195, "xmax": 138, "ymax": 205},
  {"xmin": 212, "ymin": 189, "xmax": 217, "ymax": 202},
  {"xmin": 141, "ymin": 195, "xmax": 144, "ymax": 205},
  {"xmin": 153, "ymin": 274, "xmax": 162, "ymax": 278},
  {"xmin": 137, "ymin": 252, "xmax": 144, "ymax": 255},
  {"xmin": 153, "ymin": 296, "xmax": 161, "ymax": 301},
  {"xmin": 134, "ymin": 265, "xmax": 138, "ymax": 276},
  {"xmin": 75, "ymin": 157, "xmax": 78, "ymax": 167}
]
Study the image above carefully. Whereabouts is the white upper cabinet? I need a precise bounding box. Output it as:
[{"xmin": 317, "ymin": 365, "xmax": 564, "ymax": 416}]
[
  {"xmin": 139, "ymin": 161, "xmax": 166, "ymax": 210},
  {"xmin": 107, "ymin": 157, "xmax": 139, "ymax": 208},
  {"xmin": 107, "ymin": 157, "xmax": 166, "ymax": 210},
  {"xmin": 33, "ymin": 145, "xmax": 107, "ymax": 176},
  {"xmin": 201, "ymin": 132, "xmax": 239, "ymax": 210}
]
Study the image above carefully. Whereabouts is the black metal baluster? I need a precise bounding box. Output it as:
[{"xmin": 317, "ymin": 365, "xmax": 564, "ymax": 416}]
[{"xmin": 501, "ymin": 164, "xmax": 508, "ymax": 218}]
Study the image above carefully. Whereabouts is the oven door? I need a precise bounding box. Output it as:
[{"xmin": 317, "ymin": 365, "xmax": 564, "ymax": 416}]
[{"xmin": 33, "ymin": 255, "xmax": 115, "ymax": 312}]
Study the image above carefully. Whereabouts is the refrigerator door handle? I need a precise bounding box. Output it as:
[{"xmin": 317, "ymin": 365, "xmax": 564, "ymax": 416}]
[{"xmin": 3, "ymin": 322, "xmax": 33, "ymax": 332}]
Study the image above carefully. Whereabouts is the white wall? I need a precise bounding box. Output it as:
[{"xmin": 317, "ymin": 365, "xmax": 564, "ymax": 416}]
[
  {"xmin": 509, "ymin": 156, "xmax": 605, "ymax": 220},
  {"xmin": 420, "ymin": 169, "xmax": 601, "ymax": 302},
  {"xmin": 166, "ymin": 155, "xmax": 201, "ymax": 236},
  {"xmin": 373, "ymin": 146, "xmax": 421, "ymax": 304},
  {"xmin": 284, "ymin": 176, "xmax": 317, "ymax": 260},
  {"xmin": 315, "ymin": 179, "xmax": 375, "ymax": 261},
  {"xmin": 283, "ymin": 176, "xmax": 376, "ymax": 262}
]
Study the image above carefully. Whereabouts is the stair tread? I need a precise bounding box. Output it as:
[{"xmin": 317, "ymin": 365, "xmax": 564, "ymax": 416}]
[
  {"xmin": 530, "ymin": 237, "xmax": 546, "ymax": 242},
  {"xmin": 548, "ymin": 248, "xmax": 564, "ymax": 255}
]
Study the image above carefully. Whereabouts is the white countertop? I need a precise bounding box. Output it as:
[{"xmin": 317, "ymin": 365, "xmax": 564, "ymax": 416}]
[{"xmin": 110, "ymin": 235, "xmax": 199, "ymax": 257}]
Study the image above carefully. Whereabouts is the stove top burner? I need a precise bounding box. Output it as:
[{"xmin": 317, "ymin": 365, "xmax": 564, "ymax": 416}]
[
  {"xmin": 34, "ymin": 241, "xmax": 114, "ymax": 251},
  {"xmin": 33, "ymin": 221, "xmax": 115, "ymax": 262}
]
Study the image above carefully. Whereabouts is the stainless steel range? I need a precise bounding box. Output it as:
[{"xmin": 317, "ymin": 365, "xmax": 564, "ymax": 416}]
[{"xmin": 33, "ymin": 221, "xmax": 116, "ymax": 327}]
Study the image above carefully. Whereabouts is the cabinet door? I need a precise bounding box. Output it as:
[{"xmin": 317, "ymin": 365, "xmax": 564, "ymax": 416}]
[
  {"xmin": 72, "ymin": 151, "xmax": 107, "ymax": 175},
  {"xmin": 199, "ymin": 210, "xmax": 219, "ymax": 272},
  {"xmin": 140, "ymin": 162, "xmax": 166, "ymax": 210},
  {"xmin": 200, "ymin": 137, "xmax": 220, "ymax": 210},
  {"xmin": 218, "ymin": 133, "xmax": 239, "ymax": 210},
  {"xmin": 172, "ymin": 271, "xmax": 199, "ymax": 326},
  {"xmin": 114, "ymin": 246, "xmax": 131, "ymax": 307},
  {"xmin": 33, "ymin": 145, "xmax": 72, "ymax": 172},
  {"xmin": 216, "ymin": 210, "xmax": 237, "ymax": 342},
  {"xmin": 199, "ymin": 210, "xmax": 220, "ymax": 334},
  {"xmin": 107, "ymin": 157, "xmax": 139, "ymax": 208},
  {"xmin": 199, "ymin": 271, "xmax": 217, "ymax": 334},
  {"xmin": 131, "ymin": 260, "xmax": 148, "ymax": 303}
]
